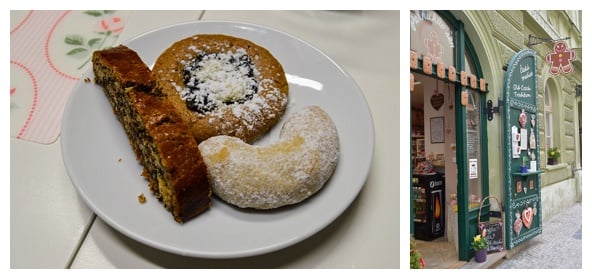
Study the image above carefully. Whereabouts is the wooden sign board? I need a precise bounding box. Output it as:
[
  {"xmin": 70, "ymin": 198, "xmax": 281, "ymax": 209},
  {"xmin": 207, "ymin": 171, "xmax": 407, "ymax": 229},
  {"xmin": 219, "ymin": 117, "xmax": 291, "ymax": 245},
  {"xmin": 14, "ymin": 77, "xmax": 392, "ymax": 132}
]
[{"xmin": 502, "ymin": 49, "xmax": 542, "ymax": 250}]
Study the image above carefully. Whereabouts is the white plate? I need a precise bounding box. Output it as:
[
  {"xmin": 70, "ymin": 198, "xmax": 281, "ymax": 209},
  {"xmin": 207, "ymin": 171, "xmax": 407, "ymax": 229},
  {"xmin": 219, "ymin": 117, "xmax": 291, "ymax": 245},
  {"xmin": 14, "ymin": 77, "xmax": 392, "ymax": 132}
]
[{"xmin": 61, "ymin": 21, "xmax": 374, "ymax": 258}]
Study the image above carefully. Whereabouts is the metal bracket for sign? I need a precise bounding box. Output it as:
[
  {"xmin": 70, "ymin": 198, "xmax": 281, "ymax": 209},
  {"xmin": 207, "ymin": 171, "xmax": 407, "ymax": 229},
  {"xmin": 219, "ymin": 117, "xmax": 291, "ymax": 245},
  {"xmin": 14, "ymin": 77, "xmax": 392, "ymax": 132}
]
[
  {"xmin": 486, "ymin": 98, "xmax": 502, "ymax": 121},
  {"xmin": 527, "ymin": 34, "xmax": 570, "ymax": 46}
]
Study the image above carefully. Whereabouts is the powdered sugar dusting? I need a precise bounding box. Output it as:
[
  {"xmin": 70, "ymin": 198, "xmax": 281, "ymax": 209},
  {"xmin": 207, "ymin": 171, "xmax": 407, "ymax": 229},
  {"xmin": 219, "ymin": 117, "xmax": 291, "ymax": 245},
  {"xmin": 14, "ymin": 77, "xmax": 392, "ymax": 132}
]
[
  {"xmin": 173, "ymin": 43, "xmax": 287, "ymax": 133},
  {"xmin": 178, "ymin": 48, "xmax": 258, "ymax": 113},
  {"xmin": 198, "ymin": 106, "xmax": 340, "ymax": 209}
]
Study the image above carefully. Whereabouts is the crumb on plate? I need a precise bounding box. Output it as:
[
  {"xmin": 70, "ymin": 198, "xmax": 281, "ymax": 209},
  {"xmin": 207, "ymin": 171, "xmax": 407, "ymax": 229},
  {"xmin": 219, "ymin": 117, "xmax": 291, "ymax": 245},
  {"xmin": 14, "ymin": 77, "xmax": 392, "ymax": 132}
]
[{"xmin": 138, "ymin": 193, "xmax": 146, "ymax": 204}]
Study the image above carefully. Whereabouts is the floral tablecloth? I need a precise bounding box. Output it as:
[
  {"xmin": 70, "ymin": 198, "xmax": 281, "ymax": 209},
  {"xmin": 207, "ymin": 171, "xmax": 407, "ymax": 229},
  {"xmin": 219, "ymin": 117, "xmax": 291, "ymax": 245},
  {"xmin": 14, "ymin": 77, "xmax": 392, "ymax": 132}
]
[{"xmin": 10, "ymin": 10, "xmax": 131, "ymax": 144}]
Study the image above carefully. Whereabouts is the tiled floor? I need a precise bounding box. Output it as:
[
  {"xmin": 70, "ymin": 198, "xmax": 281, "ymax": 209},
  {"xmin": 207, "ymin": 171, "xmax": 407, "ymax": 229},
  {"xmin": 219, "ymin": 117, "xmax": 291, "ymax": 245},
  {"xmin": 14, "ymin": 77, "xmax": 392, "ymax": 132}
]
[{"xmin": 415, "ymin": 237, "xmax": 467, "ymax": 269}]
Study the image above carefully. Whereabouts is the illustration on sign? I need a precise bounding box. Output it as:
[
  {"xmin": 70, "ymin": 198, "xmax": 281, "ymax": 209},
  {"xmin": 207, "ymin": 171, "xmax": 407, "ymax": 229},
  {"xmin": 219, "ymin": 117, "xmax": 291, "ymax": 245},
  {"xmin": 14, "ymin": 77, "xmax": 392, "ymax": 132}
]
[
  {"xmin": 546, "ymin": 41, "xmax": 576, "ymax": 75},
  {"xmin": 512, "ymin": 126, "xmax": 520, "ymax": 158},
  {"xmin": 518, "ymin": 109, "xmax": 527, "ymax": 128},
  {"xmin": 520, "ymin": 128, "xmax": 528, "ymax": 150},
  {"xmin": 513, "ymin": 211, "xmax": 523, "ymax": 235}
]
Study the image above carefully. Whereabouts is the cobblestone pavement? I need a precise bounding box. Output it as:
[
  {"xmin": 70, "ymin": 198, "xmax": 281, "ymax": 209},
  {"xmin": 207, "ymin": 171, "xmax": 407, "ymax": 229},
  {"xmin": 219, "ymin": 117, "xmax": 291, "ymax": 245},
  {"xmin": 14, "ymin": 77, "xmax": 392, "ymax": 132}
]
[{"xmin": 494, "ymin": 202, "xmax": 582, "ymax": 269}]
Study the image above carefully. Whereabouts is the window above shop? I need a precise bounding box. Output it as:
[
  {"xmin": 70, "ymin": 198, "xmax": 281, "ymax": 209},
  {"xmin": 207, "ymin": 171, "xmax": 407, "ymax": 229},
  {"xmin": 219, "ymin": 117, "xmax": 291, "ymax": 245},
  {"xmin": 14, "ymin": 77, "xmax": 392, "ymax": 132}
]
[{"xmin": 410, "ymin": 10, "xmax": 455, "ymax": 66}]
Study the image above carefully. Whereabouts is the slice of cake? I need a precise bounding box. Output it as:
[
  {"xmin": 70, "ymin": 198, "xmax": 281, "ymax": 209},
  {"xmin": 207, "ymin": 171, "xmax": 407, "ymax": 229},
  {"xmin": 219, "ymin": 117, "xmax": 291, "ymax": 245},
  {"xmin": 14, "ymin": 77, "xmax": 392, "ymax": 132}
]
[{"xmin": 92, "ymin": 45, "xmax": 211, "ymax": 223}]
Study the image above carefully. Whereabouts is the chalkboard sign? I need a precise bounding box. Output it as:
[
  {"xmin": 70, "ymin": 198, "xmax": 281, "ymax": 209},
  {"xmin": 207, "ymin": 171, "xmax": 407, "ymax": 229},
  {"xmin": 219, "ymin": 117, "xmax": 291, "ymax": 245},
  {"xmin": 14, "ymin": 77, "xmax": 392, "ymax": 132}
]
[{"xmin": 479, "ymin": 220, "xmax": 504, "ymax": 253}]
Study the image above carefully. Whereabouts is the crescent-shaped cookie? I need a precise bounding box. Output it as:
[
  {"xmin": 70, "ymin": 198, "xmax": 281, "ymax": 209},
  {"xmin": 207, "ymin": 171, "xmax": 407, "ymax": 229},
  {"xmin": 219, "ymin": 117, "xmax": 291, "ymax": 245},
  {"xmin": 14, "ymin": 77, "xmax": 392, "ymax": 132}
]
[{"xmin": 198, "ymin": 106, "xmax": 340, "ymax": 209}]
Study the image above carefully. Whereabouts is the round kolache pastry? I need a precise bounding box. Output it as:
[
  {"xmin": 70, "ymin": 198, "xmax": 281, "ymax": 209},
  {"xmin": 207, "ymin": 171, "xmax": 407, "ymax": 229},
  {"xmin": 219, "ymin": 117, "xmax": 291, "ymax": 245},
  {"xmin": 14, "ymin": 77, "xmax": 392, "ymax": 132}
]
[
  {"xmin": 152, "ymin": 34, "xmax": 289, "ymax": 143},
  {"xmin": 198, "ymin": 105, "xmax": 340, "ymax": 209}
]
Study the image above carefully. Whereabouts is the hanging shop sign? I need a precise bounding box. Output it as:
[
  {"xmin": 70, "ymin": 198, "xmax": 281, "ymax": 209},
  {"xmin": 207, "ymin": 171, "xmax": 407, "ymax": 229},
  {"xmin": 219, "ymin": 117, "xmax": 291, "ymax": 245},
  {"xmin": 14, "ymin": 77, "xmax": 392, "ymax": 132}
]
[
  {"xmin": 546, "ymin": 40, "xmax": 576, "ymax": 75},
  {"xmin": 502, "ymin": 49, "xmax": 543, "ymax": 250}
]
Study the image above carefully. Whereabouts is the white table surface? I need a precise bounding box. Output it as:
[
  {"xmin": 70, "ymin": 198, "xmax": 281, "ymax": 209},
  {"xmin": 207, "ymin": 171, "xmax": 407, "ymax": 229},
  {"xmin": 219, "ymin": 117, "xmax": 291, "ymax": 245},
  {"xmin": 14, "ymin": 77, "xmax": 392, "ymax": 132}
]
[{"xmin": 10, "ymin": 10, "xmax": 400, "ymax": 269}]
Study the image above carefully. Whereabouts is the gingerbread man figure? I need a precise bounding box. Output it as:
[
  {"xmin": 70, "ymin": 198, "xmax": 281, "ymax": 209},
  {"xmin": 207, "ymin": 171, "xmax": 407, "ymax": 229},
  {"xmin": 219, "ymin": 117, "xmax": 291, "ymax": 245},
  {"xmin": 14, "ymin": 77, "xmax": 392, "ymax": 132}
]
[
  {"xmin": 424, "ymin": 31, "xmax": 442, "ymax": 62},
  {"xmin": 546, "ymin": 41, "xmax": 576, "ymax": 75}
]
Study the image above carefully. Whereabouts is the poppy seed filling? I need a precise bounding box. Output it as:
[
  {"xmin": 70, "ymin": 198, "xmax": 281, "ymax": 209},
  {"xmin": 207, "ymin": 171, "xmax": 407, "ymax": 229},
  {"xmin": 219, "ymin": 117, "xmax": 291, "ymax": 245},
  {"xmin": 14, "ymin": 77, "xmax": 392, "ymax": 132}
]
[{"xmin": 180, "ymin": 48, "xmax": 259, "ymax": 114}]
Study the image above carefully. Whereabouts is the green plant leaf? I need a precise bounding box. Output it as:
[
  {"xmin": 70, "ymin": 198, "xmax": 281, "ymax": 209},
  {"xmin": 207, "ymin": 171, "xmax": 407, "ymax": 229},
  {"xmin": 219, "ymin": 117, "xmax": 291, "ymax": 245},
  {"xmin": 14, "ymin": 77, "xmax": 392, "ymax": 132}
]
[
  {"xmin": 84, "ymin": 10, "xmax": 103, "ymax": 17},
  {"xmin": 88, "ymin": 38, "xmax": 102, "ymax": 48},
  {"xmin": 103, "ymin": 10, "xmax": 115, "ymax": 14},
  {"xmin": 65, "ymin": 35, "xmax": 84, "ymax": 45},
  {"xmin": 67, "ymin": 47, "xmax": 88, "ymax": 56}
]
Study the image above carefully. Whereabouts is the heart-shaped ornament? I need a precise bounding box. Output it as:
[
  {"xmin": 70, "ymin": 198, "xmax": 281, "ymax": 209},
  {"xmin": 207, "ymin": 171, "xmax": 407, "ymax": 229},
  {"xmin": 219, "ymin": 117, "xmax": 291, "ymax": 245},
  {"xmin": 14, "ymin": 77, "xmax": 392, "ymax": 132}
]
[
  {"xmin": 431, "ymin": 93, "xmax": 444, "ymax": 111},
  {"xmin": 522, "ymin": 207, "xmax": 534, "ymax": 229},
  {"xmin": 519, "ymin": 110, "xmax": 527, "ymax": 128}
]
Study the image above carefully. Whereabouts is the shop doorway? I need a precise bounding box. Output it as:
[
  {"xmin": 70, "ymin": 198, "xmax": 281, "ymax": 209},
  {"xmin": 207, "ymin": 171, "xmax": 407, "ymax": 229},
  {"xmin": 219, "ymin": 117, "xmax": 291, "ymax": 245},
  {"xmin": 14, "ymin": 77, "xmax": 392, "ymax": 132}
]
[{"xmin": 411, "ymin": 73, "xmax": 462, "ymax": 267}]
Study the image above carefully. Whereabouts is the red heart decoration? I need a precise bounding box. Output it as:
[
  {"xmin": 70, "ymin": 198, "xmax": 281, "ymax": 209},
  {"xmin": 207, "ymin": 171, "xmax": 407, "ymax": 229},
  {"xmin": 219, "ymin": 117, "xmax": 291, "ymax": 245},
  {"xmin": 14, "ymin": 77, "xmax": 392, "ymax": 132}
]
[{"xmin": 522, "ymin": 207, "xmax": 534, "ymax": 229}]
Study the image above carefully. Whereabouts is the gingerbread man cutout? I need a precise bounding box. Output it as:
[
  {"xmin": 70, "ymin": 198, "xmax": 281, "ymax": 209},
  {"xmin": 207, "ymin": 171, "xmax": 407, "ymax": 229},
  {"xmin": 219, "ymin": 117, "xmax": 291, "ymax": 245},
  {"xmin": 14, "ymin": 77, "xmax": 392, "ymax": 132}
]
[
  {"xmin": 424, "ymin": 31, "xmax": 442, "ymax": 62},
  {"xmin": 546, "ymin": 41, "xmax": 576, "ymax": 75}
]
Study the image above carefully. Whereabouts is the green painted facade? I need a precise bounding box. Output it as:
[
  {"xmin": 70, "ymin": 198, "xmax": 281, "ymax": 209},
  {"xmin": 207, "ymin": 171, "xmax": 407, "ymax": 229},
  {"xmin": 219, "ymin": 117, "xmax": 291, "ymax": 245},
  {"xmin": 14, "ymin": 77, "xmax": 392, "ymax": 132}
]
[{"xmin": 458, "ymin": 9, "xmax": 582, "ymax": 259}]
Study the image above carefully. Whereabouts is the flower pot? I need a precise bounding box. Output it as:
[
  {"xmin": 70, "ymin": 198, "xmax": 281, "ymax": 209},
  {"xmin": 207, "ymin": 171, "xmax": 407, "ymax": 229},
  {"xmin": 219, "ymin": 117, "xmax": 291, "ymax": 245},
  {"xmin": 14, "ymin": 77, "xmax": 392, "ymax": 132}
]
[
  {"xmin": 519, "ymin": 165, "xmax": 528, "ymax": 173},
  {"xmin": 548, "ymin": 158, "xmax": 558, "ymax": 165},
  {"xmin": 475, "ymin": 248, "xmax": 487, "ymax": 263}
]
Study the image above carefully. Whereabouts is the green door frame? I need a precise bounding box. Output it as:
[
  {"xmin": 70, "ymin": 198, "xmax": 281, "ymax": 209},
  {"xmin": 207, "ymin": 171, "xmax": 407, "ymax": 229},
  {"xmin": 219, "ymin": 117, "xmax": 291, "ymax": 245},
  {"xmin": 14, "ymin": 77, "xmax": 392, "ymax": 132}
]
[{"xmin": 447, "ymin": 11, "xmax": 492, "ymax": 262}]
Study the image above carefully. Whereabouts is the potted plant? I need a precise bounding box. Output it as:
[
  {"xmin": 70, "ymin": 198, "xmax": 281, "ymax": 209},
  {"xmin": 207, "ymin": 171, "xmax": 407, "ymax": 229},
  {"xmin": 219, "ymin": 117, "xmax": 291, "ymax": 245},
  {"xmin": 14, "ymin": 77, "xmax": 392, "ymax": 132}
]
[
  {"xmin": 520, "ymin": 155, "xmax": 529, "ymax": 173},
  {"xmin": 410, "ymin": 236, "xmax": 426, "ymax": 269},
  {"xmin": 547, "ymin": 147, "xmax": 560, "ymax": 165},
  {"xmin": 472, "ymin": 229, "xmax": 489, "ymax": 263}
]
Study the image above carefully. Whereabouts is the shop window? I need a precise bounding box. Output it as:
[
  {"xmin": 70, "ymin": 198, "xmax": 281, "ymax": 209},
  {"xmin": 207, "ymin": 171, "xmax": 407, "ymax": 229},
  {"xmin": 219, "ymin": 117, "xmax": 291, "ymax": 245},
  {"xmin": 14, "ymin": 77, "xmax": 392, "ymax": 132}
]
[
  {"xmin": 463, "ymin": 47, "xmax": 484, "ymax": 208},
  {"xmin": 544, "ymin": 82, "xmax": 556, "ymax": 153},
  {"xmin": 410, "ymin": 10, "xmax": 455, "ymax": 65},
  {"xmin": 466, "ymin": 88, "xmax": 482, "ymax": 209}
]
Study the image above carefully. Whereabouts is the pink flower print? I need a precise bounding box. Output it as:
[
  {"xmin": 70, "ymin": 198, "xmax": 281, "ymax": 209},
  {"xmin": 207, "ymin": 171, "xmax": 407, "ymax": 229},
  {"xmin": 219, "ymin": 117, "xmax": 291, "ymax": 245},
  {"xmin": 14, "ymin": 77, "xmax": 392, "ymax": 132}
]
[
  {"xmin": 99, "ymin": 16, "xmax": 124, "ymax": 34},
  {"xmin": 11, "ymin": 87, "xmax": 17, "ymax": 109},
  {"xmin": 66, "ymin": 11, "xmax": 125, "ymax": 70}
]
